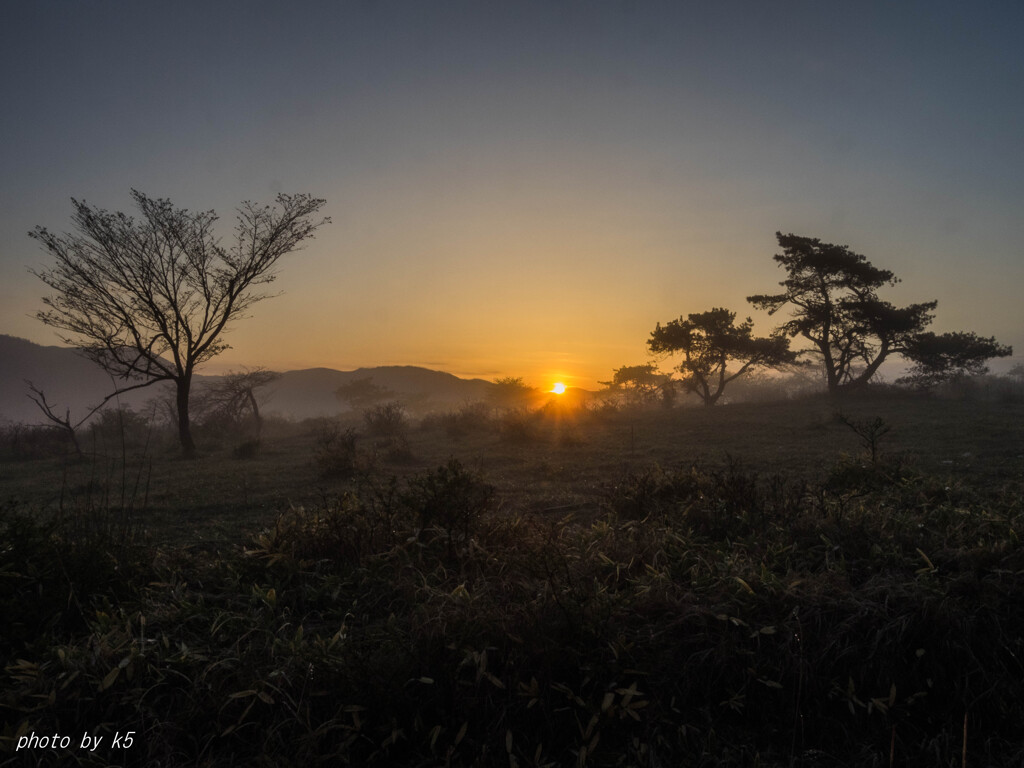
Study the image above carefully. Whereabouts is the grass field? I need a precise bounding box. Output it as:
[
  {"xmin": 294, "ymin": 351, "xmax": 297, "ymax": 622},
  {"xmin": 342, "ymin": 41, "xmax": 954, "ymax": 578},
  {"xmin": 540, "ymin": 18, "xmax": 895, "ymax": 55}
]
[
  {"xmin": 2, "ymin": 391, "xmax": 1023, "ymax": 766},
  {"xmin": 2, "ymin": 391, "xmax": 1020, "ymax": 546}
]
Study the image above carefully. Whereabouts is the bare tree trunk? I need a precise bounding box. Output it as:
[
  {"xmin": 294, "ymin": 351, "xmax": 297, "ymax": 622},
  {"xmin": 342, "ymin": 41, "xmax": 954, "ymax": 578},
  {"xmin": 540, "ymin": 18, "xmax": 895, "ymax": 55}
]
[
  {"xmin": 821, "ymin": 343, "xmax": 840, "ymax": 394},
  {"xmin": 176, "ymin": 378, "xmax": 196, "ymax": 457}
]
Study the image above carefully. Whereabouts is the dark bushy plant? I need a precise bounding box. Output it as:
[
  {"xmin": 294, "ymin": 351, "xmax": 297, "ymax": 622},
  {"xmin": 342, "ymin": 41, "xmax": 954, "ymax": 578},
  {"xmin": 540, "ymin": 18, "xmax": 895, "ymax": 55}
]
[
  {"xmin": 86, "ymin": 406, "xmax": 152, "ymax": 452},
  {"xmin": 422, "ymin": 401, "xmax": 492, "ymax": 439},
  {"xmin": 363, "ymin": 401, "xmax": 408, "ymax": 438},
  {"xmin": 0, "ymin": 421, "xmax": 76, "ymax": 460},
  {"xmin": 403, "ymin": 459, "xmax": 494, "ymax": 558},
  {"xmin": 4, "ymin": 453, "xmax": 1024, "ymax": 767},
  {"xmin": 497, "ymin": 407, "xmax": 543, "ymax": 444},
  {"xmin": 312, "ymin": 419, "xmax": 361, "ymax": 478}
]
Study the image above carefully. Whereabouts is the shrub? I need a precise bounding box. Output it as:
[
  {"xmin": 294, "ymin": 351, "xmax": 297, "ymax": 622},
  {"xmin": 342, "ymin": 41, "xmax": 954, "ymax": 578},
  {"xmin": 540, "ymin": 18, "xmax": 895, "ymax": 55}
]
[
  {"xmin": 1, "ymin": 479, "xmax": 150, "ymax": 659},
  {"xmin": 247, "ymin": 490, "xmax": 407, "ymax": 574},
  {"xmin": 422, "ymin": 401, "xmax": 492, "ymax": 438},
  {"xmin": 86, "ymin": 406, "xmax": 153, "ymax": 452},
  {"xmin": 403, "ymin": 459, "xmax": 494, "ymax": 558},
  {"xmin": 372, "ymin": 433, "xmax": 415, "ymax": 463},
  {"xmin": 834, "ymin": 411, "xmax": 892, "ymax": 463},
  {"xmin": 363, "ymin": 400, "xmax": 408, "ymax": 438},
  {"xmin": 497, "ymin": 407, "xmax": 543, "ymax": 444},
  {"xmin": 3, "ymin": 458, "xmax": 1024, "ymax": 767},
  {"xmin": 312, "ymin": 419, "xmax": 361, "ymax": 478},
  {"xmin": 0, "ymin": 421, "xmax": 74, "ymax": 460},
  {"xmin": 579, "ymin": 398, "xmax": 620, "ymax": 426}
]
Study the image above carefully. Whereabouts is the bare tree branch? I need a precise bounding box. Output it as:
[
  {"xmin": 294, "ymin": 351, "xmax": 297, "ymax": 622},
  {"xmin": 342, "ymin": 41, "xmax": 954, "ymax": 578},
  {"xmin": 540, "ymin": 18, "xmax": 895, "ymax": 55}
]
[{"xmin": 29, "ymin": 191, "xmax": 328, "ymax": 456}]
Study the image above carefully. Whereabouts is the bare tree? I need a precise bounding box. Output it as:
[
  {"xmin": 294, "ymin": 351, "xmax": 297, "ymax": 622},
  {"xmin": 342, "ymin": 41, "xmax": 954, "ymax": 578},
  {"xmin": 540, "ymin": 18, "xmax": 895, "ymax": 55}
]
[
  {"xmin": 335, "ymin": 377, "xmax": 395, "ymax": 411},
  {"xmin": 24, "ymin": 381, "xmax": 99, "ymax": 457},
  {"xmin": 197, "ymin": 367, "xmax": 279, "ymax": 439},
  {"xmin": 29, "ymin": 190, "xmax": 329, "ymax": 456}
]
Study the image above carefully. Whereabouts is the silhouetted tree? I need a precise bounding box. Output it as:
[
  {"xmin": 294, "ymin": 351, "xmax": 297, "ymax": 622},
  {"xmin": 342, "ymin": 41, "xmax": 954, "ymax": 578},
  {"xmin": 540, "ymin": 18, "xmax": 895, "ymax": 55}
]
[
  {"xmin": 490, "ymin": 376, "xmax": 537, "ymax": 410},
  {"xmin": 648, "ymin": 308, "xmax": 797, "ymax": 406},
  {"xmin": 898, "ymin": 331, "xmax": 1011, "ymax": 389},
  {"xmin": 599, "ymin": 364, "xmax": 673, "ymax": 406},
  {"xmin": 748, "ymin": 233, "xmax": 1010, "ymax": 393},
  {"xmin": 335, "ymin": 377, "xmax": 396, "ymax": 411},
  {"xmin": 24, "ymin": 381, "xmax": 94, "ymax": 456},
  {"xmin": 835, "ymin": 411, "xmax": 891, "ymax": 464},
  {"xmin": 30, "ymin": 190, "xmax": 328, "ymax": 456}
]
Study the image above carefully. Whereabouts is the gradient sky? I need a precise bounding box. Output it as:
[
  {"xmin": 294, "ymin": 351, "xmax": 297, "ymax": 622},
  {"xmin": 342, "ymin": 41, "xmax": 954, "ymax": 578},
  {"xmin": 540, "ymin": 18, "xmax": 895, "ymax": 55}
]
[{"xmin": 2, "ymin": 1, "xmax": 1021, "ymax": 390}]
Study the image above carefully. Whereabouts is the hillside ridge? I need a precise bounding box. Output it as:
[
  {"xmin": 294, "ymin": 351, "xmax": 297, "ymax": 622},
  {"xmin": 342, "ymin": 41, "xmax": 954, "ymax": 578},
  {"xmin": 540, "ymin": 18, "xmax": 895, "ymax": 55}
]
[{"xmin": 0, "ymin": 335, "xmax": 497, "ymax": 422}]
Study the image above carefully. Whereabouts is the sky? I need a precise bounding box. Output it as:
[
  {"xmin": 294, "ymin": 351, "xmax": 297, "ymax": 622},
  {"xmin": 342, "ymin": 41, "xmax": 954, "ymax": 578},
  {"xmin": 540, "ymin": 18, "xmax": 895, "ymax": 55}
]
[{"xmin": 2, "ymin": 0, "xmax": 1021, "ymax": 390}]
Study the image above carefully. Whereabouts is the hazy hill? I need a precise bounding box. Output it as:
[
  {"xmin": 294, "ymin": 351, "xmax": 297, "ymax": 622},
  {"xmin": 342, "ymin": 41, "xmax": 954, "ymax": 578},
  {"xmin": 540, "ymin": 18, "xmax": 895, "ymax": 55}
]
[
  {"xmin": 262, "ymin": 365, "xmax": 496, "ymax": 419},
  {"xmin": 0, "ymin": 335, "xmax": 170, "ymax": 424},
  {"xmin": 0, "ymin": 335, "xmax": 497, "ymax": 423}
]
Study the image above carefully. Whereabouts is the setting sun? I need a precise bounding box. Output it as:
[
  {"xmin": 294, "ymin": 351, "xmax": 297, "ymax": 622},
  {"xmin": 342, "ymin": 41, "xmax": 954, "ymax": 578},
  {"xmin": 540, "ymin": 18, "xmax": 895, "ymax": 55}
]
[{"xmin": 550, "ymin": 382, "xmax": 566, "ymax": 394}]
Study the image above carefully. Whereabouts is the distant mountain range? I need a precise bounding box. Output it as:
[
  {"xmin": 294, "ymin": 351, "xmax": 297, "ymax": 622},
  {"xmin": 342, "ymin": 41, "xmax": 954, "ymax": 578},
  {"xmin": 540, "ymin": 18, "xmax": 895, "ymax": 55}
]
[{"xmin": 0, "ymin": 335, "xmax": 498, "ymax": 423}]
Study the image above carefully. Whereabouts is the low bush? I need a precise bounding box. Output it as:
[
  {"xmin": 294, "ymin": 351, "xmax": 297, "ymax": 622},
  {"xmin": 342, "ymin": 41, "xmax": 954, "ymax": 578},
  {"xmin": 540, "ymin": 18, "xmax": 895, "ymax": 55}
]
[
  {"xmin": 3, "ymin": 458, "xmax": 1023, "ymax": 767},
  {"xmin": 363, "ymin": 401, "xmax": 408, "ymax": 438},
  {"xmin": 0, "ymin": 421, "xmax": 74, "ymax": 460},
  {"xmin": 367, "ymin": 433, "xmax": 414, "ymax": 464},
  {"xmin": 421, "ymin": 401, "xmax": 492, "ymax": 439},
  {"xmin": 496, "ymin": 407, "xmax": 543, "ymax": 444},
  {"xmin": 403, "ymin": 458, "xmax": 494, "ymax": 558},
  {"xmin": 312, "ymin": 419, "xmax": 362, "ymax": 478},
  {"xmin": 86, "ymin": 406, "xmax": 153, "ymax": 453},
  {"xmin": 1, "ymin": 492, "xmax": 150, "ymax": 661}
]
